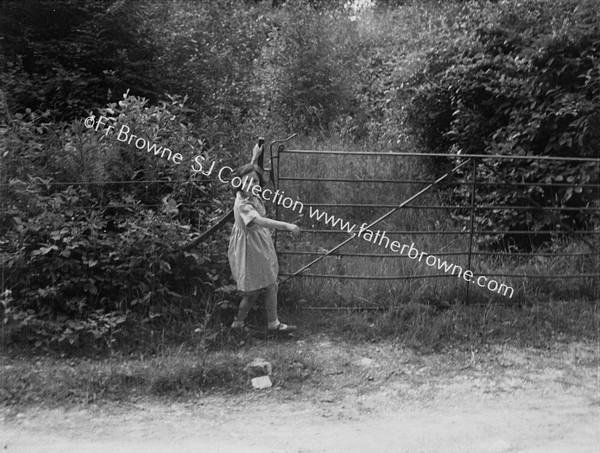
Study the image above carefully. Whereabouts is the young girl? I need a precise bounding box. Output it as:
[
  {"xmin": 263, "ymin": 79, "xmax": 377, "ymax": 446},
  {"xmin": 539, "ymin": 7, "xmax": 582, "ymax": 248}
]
[{"xmin": 227, "ymin": 163, "xmax": 300, "ymax": 335}]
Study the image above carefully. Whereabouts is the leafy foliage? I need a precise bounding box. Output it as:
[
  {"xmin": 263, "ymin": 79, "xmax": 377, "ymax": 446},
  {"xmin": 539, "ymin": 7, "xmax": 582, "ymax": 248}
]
[
  {"xmin": 1, "ymin": 94, "xmax": 230, "ymax": 351},
  {"xmin": 142, "ymin": 0, "xmax": 267, "ymax": 149},
  {"xmin": 0, "ymin": 0, "xmax": 159, "ymax": 120},
  {"xmin": 405, "ymin": 0, "xmax": 600, "ymax": 249},
  {"xmin": 255, "ymin": 2, "xmax": 361, "ymax": 133}
]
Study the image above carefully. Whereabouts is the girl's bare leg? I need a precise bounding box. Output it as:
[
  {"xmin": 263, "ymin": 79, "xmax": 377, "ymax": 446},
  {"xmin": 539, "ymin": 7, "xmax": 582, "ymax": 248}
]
[
  {"xmin": 264, "ymin": 282, "xmax": 278, "ymax": 325},
  {"xmin": 232, "ymin": 291, "xmax": 258, "ymax": 327},
  {"xmin": 264, "ymin": 282, "xmax": 296, "ymax": 332}
]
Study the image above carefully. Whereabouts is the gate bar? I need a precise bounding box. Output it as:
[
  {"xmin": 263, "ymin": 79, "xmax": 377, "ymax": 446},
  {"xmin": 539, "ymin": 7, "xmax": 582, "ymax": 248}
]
[
  {"xmin": 279, "ymin": 176, "xmax": 599, "ymax": 188},
  {"xmin": 282, "ymin": 149, "xmax": 600, "ymax": 163},
  {"xmin": 280, "ymin": 250, "xmax": 597, "ymax": 257}
]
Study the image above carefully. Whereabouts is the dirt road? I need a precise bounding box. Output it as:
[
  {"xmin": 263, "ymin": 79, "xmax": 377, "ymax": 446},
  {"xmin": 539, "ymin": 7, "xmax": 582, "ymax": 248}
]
[{"xmin": 2, "ymin": 340, "xmax": 598, "ymax": 452}]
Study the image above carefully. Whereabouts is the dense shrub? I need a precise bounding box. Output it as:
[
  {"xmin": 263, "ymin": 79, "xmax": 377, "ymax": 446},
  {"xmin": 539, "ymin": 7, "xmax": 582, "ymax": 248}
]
[
  {"xmin": 0, "ymin": 0, "xmax": 159, "ymax": 120},
  {"xmin": 1, "ymin": 94, "xmax": 232, "ymax": 350},
  {"xmin": 255, "ymin": 2, "xmax": 361, "ymax": 133},
  {"xmin": 143, "ymin": 0, "xmax": 267, "ymax": 150},
  {"xmin": 3, "ymin": 180, "xmax": 227, "ymax": 349},
  {"xmin": 405, "ymin": 0, "xmax": 600, "ymax": 249}
]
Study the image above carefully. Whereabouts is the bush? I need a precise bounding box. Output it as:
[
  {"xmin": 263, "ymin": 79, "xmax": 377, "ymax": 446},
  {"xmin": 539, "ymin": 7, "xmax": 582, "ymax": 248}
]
[
  {"xmin": 405, "ymin": 0, "xmax": 600, "ymax": 249},
  {"xmin": 2, "ymin": 177, "xmax": 229, "ymax": 350},
  {"xmin": 143, "ymin": 0, "xmax": 267, "ymax": 150},
  {"xmin": 1, "ymin": 94, "xmax": 232, "ymax": 351},
  {"xmin": 255, "ymin": 2, "xmax": 361, "ymax": 133},
  {"xmin": 0, "ymin": 0, "xmax": 160, "ymax": 120}
]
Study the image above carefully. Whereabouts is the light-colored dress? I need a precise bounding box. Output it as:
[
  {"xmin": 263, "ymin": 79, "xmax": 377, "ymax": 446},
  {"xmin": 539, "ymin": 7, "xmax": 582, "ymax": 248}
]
[{"xmin": 228, "ymin": 191, "xmax": 279, "ymax": 292}]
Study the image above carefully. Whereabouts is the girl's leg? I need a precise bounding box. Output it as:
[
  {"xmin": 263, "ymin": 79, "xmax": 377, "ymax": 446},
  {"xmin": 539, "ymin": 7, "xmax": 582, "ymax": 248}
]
[
  {"xmin": 264, "ymin": 283, "xmax": 296, "ymax": 332},
  {"xmin": 264, "ymin": 282, "xmax": 278, "ymax": 326},
  {"xmin": 231, "ymin": 291, "xmax": 258, "ymax": 328}
]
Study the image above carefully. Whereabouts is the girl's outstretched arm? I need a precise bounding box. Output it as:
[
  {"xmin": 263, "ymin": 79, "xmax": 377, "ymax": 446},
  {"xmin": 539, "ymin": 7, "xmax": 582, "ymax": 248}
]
[{"xmin": 252, "ymin": 216, "xmax": 301, "ymax": 236}]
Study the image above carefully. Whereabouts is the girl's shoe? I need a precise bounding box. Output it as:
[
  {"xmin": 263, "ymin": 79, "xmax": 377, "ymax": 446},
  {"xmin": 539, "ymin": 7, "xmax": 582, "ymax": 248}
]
[{"xmin": 267, "ymin": 323, "xmax": 297, "ymax": 336}]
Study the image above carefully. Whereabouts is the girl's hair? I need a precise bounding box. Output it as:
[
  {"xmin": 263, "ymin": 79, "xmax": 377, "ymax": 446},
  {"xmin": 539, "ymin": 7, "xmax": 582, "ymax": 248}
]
[{"xmin": 232, "ymin": 163, "xmax": 265, "ymax": 195}]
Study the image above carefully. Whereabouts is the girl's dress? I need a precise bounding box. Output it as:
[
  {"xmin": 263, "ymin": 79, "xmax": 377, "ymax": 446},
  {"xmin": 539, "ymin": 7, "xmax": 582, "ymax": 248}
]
[{"xmin": 228, "ymin": 191, "xmax": 279, "ymax": 292}]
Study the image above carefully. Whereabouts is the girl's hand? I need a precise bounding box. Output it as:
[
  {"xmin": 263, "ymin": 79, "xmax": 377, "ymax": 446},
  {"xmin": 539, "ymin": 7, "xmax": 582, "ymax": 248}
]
[{"xmin": 287, "ymin": 224, "xmax": 301, "ymax": 237}]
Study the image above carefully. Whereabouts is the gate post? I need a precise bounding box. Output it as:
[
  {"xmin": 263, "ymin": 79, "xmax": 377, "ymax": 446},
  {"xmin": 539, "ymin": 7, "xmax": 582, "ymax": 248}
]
[
  {"xmin": 274, "ymin": 143, "xmax": 283, "ymax": 249},
  {"xmin": 268, "ymin": 134, "xmax": 296, "ymax": 250},
  {"xmin": 465, "ymin": 158, "xmax": 478, "ymax": 305}
]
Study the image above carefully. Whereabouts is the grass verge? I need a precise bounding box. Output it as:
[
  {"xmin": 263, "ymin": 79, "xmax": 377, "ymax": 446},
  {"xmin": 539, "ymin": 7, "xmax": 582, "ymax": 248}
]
[
  {"xmin": 299, "ymin": 298, "xmax": 598, "ymax": 350},
  {"xmin": 1, "ymin": 298, "xmax": 596, "ymax": 407}
]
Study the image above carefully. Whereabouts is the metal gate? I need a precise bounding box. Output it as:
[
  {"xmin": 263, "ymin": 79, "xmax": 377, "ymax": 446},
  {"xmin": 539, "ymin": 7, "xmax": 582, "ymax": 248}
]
[{"xmin": 269, "ymin": 143, "xmax": 599, "ymax": 309}]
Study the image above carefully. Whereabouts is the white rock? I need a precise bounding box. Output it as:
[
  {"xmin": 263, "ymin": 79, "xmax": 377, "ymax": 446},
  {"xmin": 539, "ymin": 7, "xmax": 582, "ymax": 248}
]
[{"xmin": 251, "ymin": 375, "xmax": 272, "ymax": 389}]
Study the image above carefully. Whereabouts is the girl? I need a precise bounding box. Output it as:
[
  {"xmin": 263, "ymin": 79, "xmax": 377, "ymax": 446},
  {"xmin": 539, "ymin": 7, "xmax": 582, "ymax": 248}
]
[{"xmin": 227, "ymin": 163, "xmax": 300, "ymax": 335}]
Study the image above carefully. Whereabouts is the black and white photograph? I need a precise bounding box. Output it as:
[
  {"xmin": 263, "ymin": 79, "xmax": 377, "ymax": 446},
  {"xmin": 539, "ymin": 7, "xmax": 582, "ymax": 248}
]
[{"xmin": 1, "ymin": 0, "xmax": 598, "ymax": 451}]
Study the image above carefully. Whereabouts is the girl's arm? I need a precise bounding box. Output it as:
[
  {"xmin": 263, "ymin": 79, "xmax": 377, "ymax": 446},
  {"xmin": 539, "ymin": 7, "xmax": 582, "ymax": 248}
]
[{"xmin": 252, "ymin": 216, "xmax": 300, "ymax": 235}]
